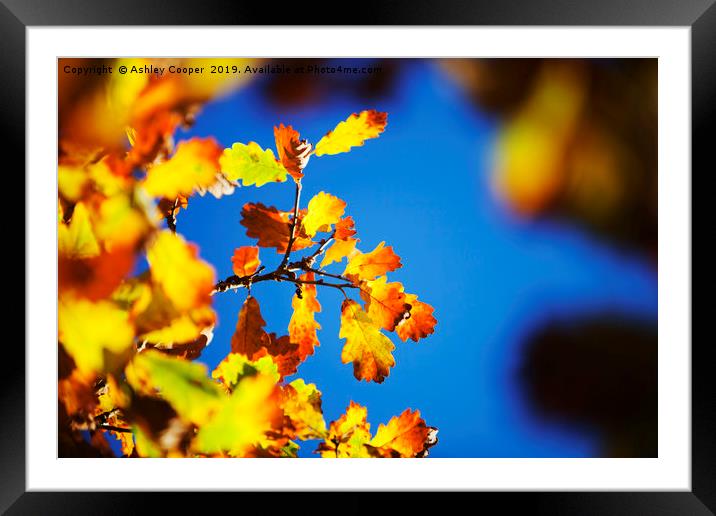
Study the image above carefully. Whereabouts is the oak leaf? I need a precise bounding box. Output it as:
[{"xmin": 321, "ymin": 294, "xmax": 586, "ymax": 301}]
[
  {"xmin": 314, "ymin": 110, "xmax": 388, "ymax": 156},
  {"xmin": 343, "ymin": 241, "xmax": 402, "ymax": 283},
  {"xmin": 317, "ymin": 401, "xmax": 373, "ymax": 458},
  {"xmin": 360, "ymin": 276, "xmax": 412, "ymax": 332},
  {"xmin": 231, "ymin": 246, "xmax": 261, "ymax": 277},
  {"xmin": 126, "ymin": 350, "xmax": 223, "ymax": 426},
  {"xmin": 240, "ymin": 202, "xmax": 314, "ymax": 253},
  {"xmin": 301, "ymin": 192, "xmax": 346, "ymax": 237},
  {"xmin": 231, "ymin": 296, "xmax": 267, "ymax": 358},
  {"xmin": 193, "ymin": 374, "xmax": 281, "ymax": 457},
  {"xmin": 320, "ymin": 237, "xmax": 358, "ymax": 268},
  {"xmin": 59, "ymin": 296, "xmax": 135, "ymax": 374},
  {"xmin": 274, "ymin": 124, "xmax": 312, "ymax": 182},
  {"xmin": 220, "ymin": 141, "xmax": 288, "ymax": 187},
  {"xmin": 369, "ymin": 409, "xmax": 437, "ymax": 458},
  {"xmin": 212, "ymin": 353, "xmax": 281, "ymax": 391},
  {"xmin": 142, "ymin": 137, "xmax": 223, "ymax": 199},
  {"xmin": 396, "ymin": 294, "xmax": 437, "ymax": 342},
  {"xmin": 288, "ymin": 272, "xmax": 321, "ymax": 360},
  {"xmin": 281, "ymin": 379, "xmax": 327, "ymax": 441},
  {"xmin": 339, "ymin": 300, "xmax": 396, "ymax": 383},
  {"xmin": 146, "ymin": 231, "xmax": 215, "ymax": 313}
]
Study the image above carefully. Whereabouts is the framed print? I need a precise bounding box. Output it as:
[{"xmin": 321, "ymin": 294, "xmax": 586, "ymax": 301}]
[{"xmin": 3, "ymin": 0, "xmax": 710, "ymax": 513}]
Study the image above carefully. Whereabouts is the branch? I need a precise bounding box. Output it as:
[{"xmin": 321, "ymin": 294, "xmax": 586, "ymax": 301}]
[
  {"xmin": 278, "ymin": 182, "xmax": 302, "ymax": 270},
  {"xmin": 97, "ymin": 424, "xmax": 133, "ymax": 434}
]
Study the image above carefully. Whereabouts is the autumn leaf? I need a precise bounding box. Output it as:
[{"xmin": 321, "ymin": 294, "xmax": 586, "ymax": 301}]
[
  {"xmin": 369, "ymin": 409, "xmax": 438, "ymax": 458},
  {"xmin": 396, "ymin": 294, "xmax": 437, "ymax": 342},
  {"xmin": 317, "ymin": 401, "xmax": 373, "ymax": 458},
  {"xmin": 126, "ymin": 350, "xmax": 223, "ymax": 426},
  {"xmin": 281, "ymin": 379, "xmax": 327, "ymax": 441},
  {"xmin": 231, "ymin": 246, "xmax": 261, "ymax": 277},
  {"xmin": 301, "ymin": 192, "xmax": 346, "ymax": 237},
  {"xmin": 274, "ymin": 124, "xmax": 312, "ymax": 182},
  {"xmin": 231, "ymin": 296, "xmax": 304, "ymax": 378},
  {"xmin": 212, "ymin": 353, "xmax": 280, "ymax": 391},
  {"xmin": 231, "ymin": 296, "xmax": 267, "ymax": 358},
  {"xmin": 320, "ymin": 237, "xmax": 358, "ymax": 268},
  {"xmin": 339, "ymin": 300, "xmax": 396, "ymax": 383},
  {"xmin": 220, "ymin": 141, "xmax": 288, "ymax": 187},
  {"xmin": 334, "ymin": 216, "xmax": 357, "ymax": 240},
  {"xmin": 146, "ymin": 231, "xmax": 215, "ymax": 313},
  {"xmin": 59, "ymin": 296, "xmax": 135, "ymax": 374},
  {"xmin": 360, "ymin": 276, "xmax": 412, "ymax": 332},
  {"xmin": 58, "ymin": 202, "xmax": 100, "ymax": 259},
  {"xmin": 314, "ymin": 110, "xmax": 388, "ymax": 156},
  {"xmin": 142, "ymin": 137, "xmax": 223, "ymax": 199},
  {"xmin": 343, "ymin": 241, "xmax": 402, "ymax": 283},
  {"xmin": 193, "ymin": 374, "xmax": 281, "ymax": 457},
  {"xmin": 240, "ymin": 202, "xmax": 314, "ymax": 253},
  {"xmin": 288, "ymin": 272, "xmax": 321, "ymax": 359}
]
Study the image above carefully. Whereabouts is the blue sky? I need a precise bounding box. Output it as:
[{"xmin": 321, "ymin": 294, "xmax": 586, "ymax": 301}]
[{"xmin": 171, "ymin": 59, "xmax": 657, "ymax": 458}]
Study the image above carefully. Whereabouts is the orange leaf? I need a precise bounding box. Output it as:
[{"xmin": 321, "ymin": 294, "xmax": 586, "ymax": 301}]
[
  {"xmin": 232, "ymin": 296, "xmax": 305, "ymax": 378},
  {"xmin": 240, "ymin": 203, "xmax": 314, "ymax": 254},
  {"xmin": 231, "ymin": 296, "xmax": 267, "ymax": 357},
  {"xmin": 274, "ymin": 124, "xmax": 312, "ymax": 182},
  {"xmin": 360, "ymin": 276, "xmax": 412, "ymax": 332},
  {"xmin": 288, "ymin": 272, "xmax": 321, "ymax": 360},
  {"xmin": 231, "ymin": 246, "xmax": 261, "ymax": 277},
  {"xmin": 343, "ymin": 241, "xmax": 401, "ymax": 282},
  {"xmin": 334, "ymin": 216, "xmax": 357, "ymax": 240},
  {"xmin": 396, "ymin": 294, "xmax": 437, "ymax": 342},
  {"xmin": 369, "ymin": 409, "xmax": 438, "ymax": 458}
]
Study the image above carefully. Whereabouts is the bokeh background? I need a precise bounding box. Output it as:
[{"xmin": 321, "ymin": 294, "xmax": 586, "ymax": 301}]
[{"xmin": 165, "ymin": 58, "xmax": 657, "ymax": 458}]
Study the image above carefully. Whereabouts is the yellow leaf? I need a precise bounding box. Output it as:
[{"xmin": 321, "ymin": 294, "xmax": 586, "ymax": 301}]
[
  {"xmin": 126, "ymin": 350, "xmax": 223, "ymax": 426},
  {"xmin": 281, "ymin": 379, "xmax": 327, "ymax": 440},
  {"xmin": 194, "ymin": 374, "xmax": 281, "ymax": 457},
  {"xmin": 220, "ymin": 141, "xmax": 288, "ymax": 187},
  {"xmin": 143, "ymin": 137, "xmax": 223, "ymax": 199},
  {"xmin": 339, "ymin": 300, "xmax": 395, "ymax": 383},
  {"xmin": 58, "ymin": 296, "xmax": 135, "ymax": 374},
  {"xmin": 301, "ymin": 192, "xmax": 346, "ymax": 237},
  {"xmin": 343, "ymin": 241, "xmax": 401, "ymax": 283},
  {"xmin": 321, "ymin": 237, "xmax": 358, "ymax": 268},
  {"xmin": 314, "ymin": 110, "xmax": 387, "ymax": 156},
  {"xmin": 58, "ymin": 202, "xmax": 100, "ymax": 259},
  {"xmin": 317, "ymin": 401, "xmax": 372, "ymax": 458},
  {"xmin": 212, "ymin": 353, "xmax": 280, "ymax": 391},
  {"xmin": 146, "ymin": 231, "xmax": 215, "ymax": 313}
]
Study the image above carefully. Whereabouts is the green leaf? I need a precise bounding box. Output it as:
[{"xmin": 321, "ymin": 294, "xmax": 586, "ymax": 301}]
[
  {"xmin": 126, "ymin": 350, "xmax": 223, "ymax": 425},
  {"xmin": 219, "ymin": 142, "xmax": 288, "ymax": 187}
]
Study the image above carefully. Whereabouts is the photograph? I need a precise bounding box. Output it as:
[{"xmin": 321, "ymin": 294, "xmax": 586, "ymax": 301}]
[{"xmin": 57, "ymin": 57, "xmax": 659, "ymax": 460}]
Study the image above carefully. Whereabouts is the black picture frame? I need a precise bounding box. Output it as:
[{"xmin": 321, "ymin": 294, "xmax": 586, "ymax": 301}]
[{"xmin": 3, "ymin": 0, "xmax": 709, "ymax": 513}]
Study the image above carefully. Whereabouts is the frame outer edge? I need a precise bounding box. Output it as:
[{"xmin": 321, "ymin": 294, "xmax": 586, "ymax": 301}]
[{"xmin": 0, "ymin": 0, "xmax": 27, "ymax": 513}]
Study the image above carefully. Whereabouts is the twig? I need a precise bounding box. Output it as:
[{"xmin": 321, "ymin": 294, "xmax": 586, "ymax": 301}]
[
  {"xmin": 97, "ymin": 424, "xmax": 133, "ymax": 434},
  {"xmin": 279, "ymin": 182, "xmax": 302, "ymax": 270}
]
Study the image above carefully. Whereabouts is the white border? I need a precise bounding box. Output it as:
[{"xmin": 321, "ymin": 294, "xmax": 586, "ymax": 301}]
[{"xmin": 27, "ymin": 27, "xmax": 691, "ymax": 491}]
